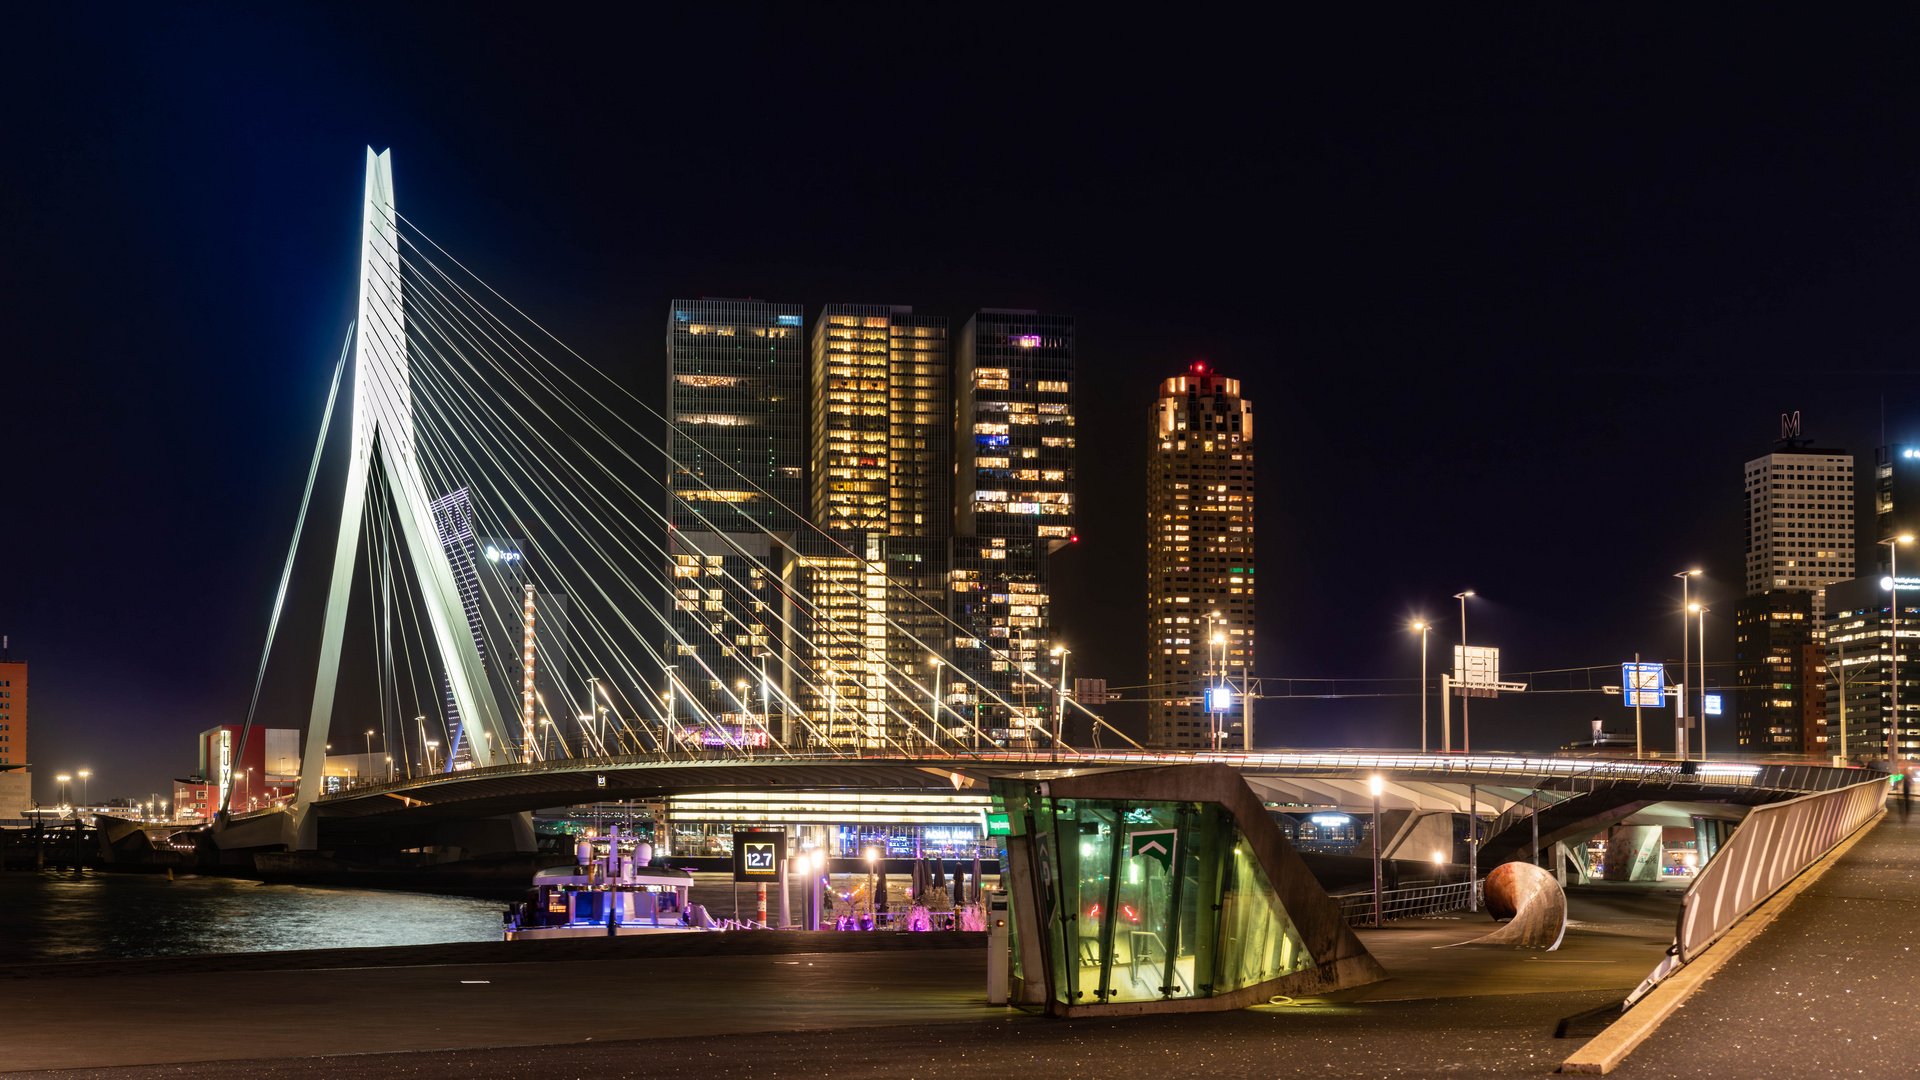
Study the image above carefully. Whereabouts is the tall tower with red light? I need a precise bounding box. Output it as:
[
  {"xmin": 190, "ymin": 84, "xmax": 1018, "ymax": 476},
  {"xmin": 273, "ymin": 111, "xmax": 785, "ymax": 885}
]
[{"xmin": 1146, "ymin": 361, "xmax": 1255, "ymax": 749}]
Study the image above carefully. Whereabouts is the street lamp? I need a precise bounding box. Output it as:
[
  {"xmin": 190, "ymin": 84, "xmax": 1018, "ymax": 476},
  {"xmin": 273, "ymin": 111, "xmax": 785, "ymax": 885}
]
[
  {"xmin": 55, "ymin": 774, "xmax": 71, "ymax": 810},
  {"xmin": 1369, "ymin": 775, "xmax": 1385, "ymax": 927},
  {"xmin": 1452, "ymin": 592, "xmax": 1475, "ymax": 753},
  {"xmin": 811, "ymin": 847, "xmax": 828, "ymax": 931},
  {"xmin": 1689, "ymin": 603, "xmax": 1710, "ymax": 760},
  {"xmin": 425, "ymin": 740, "xmax": 439, "ymax": 773},
  {"xmin": 929, "ymin": 656, "xmax": 945, "ymax": 753},
  {"xmin": 1674, "ymin": 570, "xmax": 1702, "ymax": 758},
  {"xmin": 1411, "ymin": 621, "xmax": 1430, "ymax": 752},
  {"xmin": 1050, "ymin": 646, "xmax": 1071, "ymax": 756},
  {"xmin": 1882, "ymin": 535, "xmax": 1915, "ymax": 764}
]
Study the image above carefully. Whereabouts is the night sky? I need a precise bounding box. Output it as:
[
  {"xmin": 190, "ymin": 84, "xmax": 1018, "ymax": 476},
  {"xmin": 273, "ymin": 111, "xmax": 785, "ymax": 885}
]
[{"xmin": 7, "ymin": 8, "xmax": 1920, "ymax": 804}]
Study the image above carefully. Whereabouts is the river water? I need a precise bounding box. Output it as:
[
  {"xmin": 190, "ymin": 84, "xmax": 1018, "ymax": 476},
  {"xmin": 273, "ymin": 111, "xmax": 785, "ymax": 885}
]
[{"xmin": 0, "ymin": 870, "xmax": 505, "ymax": 965}]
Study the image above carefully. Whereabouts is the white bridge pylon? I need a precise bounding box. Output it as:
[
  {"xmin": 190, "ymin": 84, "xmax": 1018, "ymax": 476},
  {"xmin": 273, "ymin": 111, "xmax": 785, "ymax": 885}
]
[{"xmin": 293, "ymin": 148, "xmax": 509, "ymax": 849}]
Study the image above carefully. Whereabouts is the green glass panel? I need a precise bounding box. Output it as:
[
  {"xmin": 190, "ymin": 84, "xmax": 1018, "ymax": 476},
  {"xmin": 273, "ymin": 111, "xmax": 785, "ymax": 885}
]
[
  {"xmin": 1108, "ymin": 803, "xmax": 1185, "ymax": 1001},
  {"xmin": 1212, "ymin": 824, "xmax": 1315, "ymax": 992}
]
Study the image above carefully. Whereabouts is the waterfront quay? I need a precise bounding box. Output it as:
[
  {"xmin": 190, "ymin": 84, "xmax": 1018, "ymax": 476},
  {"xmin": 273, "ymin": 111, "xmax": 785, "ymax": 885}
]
[{"xmin": 1, "ymin": 885, "xmax": 1675, "ymax": 1078}]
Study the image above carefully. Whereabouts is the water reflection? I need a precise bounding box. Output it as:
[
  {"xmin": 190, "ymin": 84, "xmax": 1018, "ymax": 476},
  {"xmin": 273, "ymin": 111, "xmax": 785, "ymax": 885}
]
[{"xmin": 0, "ymin": 871, "xmax": 503, "ymax": 965}]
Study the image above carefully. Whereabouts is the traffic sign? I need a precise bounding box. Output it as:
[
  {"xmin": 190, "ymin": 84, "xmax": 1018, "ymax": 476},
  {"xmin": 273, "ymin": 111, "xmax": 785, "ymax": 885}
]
[
  {"xmin": 731, "ymin": 829, "xmax": 785, "ymax": 882},
  {"xmin": 1622, "ymin": 662, "xmax": 1665, "ymax": 708},
  {"xmin": 1128, "ymin": 829, "xmax": 1176, "ymax": 871}
]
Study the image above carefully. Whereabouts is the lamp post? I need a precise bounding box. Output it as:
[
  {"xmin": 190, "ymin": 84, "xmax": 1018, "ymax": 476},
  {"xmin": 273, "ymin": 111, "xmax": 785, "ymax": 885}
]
[
  {"xmin": 759, "ymin": 651, "xmax": 772, "ymax": 754},
  {"xmin": 1050, "ymin": 646, "xmax": 1070, "ymax": 756},
  {"xmin": 1369, "ymin": 775, "xmax": 1384, "ymax": 927},
  {"xmin": 1452, "ymin": 592, "xmax": 1475, "ymax": 753},
  {"xmin": 1689, "ymin": 604, "xmax": 1709, "ymax": 760},
  {"xmin": 811, "ymin": 848, "xmax": 828, "ymax": 931},
  {"xmin": 1674, "ymin": 569, "xmax": 1701, "ymax": 759},
  {"xmin": 1882, "ymin": 536, "xmax": 1915, "ymax": 764},
  {"xmin": 56, "ymin": 774, "xmax": 71, "ymax": 810},
  {"xmin": 865, "ymin": 845, "xmax": 879, "ymax": 926},
  {"xmin": 930, "ymin": 656, "xmax": 945, "ymax": 753},
  {"xmin": 1411, "ymin": 621, "xmax": 1430, "ymax": 752},
  {"xmin": 77, "ymin": 770, "xmax": 89, "ymax": 810}
]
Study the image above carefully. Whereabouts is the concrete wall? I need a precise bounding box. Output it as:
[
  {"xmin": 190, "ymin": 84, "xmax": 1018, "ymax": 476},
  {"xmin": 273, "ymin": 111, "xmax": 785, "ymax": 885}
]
[
  {"xmin": 0, "ymin": 770, "xmax": 28, "ymax": 819},
  {"xmin": 1601, "ymin": 824, "xmax": 1662, "ymax": 882}
]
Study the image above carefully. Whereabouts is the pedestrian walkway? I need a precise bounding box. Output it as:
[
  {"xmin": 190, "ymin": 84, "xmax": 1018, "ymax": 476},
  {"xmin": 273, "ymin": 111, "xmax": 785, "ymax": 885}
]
[{"xmin": 1617, "ymin": 807, "xmax": 1919, "ymax": 1078}]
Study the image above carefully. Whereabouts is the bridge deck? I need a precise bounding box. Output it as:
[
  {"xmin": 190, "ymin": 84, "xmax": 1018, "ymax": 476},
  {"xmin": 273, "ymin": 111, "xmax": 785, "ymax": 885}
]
[{"xmin": 1614, "ymin": 805, "xmax": 1919, "ymax": 1077}]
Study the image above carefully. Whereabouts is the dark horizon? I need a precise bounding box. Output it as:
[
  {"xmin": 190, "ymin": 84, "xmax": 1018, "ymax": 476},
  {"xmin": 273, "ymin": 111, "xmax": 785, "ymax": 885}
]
[{"xmin": 7, "ymin": 8, "xmax": 1920, "ymax": 802}]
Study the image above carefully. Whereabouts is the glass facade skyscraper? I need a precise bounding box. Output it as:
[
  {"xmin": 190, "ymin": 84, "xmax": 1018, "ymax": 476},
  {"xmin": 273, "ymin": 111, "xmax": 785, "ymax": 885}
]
[
  {"xmin": 666, "ymin": 299, "xmax": 807, "ymax": 533},
  {"xmin": 665, "ymin": 300, "xmax": 807, "ymax": 733},
  {"xmin": 949, "ymin": 311, "xmax": 1076, "ymax": 744}
]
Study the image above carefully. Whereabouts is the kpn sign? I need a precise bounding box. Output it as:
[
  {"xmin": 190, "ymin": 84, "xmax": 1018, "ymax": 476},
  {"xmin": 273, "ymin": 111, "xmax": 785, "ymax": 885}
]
[{"xmin": 731, "ymin": 829, "xmax": 786, "ymax": 883}]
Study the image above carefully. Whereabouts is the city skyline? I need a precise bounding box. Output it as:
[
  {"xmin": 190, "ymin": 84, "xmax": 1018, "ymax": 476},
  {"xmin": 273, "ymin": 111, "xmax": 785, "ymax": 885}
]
[{"xmin": 10, "ymin": 10, "xmax": 1920, "ymax": 802}]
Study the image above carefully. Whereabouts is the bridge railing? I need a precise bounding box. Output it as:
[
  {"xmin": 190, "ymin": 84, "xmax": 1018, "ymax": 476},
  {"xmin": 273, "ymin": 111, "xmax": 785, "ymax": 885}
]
[
  {"xmin": 1625, "ymin": 775, "xmax": 1888, "ymax": 1007},
  {"xmin": 1337, "ymin": 880, "xmax": 1480, "ymax": 926},
  {"xmin": 313, "ymin": 747, "xmax": 1867, "ymax": 804}
]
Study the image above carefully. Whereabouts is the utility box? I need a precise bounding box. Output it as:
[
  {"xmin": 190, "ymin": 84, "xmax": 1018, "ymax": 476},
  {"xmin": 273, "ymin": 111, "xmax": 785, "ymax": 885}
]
[{"xmin": 987, "ymin": 890, "xmax": 1010, "ymax": 1004}]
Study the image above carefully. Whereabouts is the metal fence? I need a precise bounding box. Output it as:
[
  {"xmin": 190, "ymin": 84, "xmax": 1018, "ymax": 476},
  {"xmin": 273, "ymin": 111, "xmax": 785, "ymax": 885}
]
[
  {"xmin": 1336, "ymin": 880, "xmax": 1480, "ymax": 926},
  {"xmin": 1626, "ymin": 775, "xmax": 1888, "ymax": 1006}
]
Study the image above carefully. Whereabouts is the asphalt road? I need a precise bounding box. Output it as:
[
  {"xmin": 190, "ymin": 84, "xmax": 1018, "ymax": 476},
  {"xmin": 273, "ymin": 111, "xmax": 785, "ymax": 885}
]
[{"xmin": 1615, "ymin": 809, "xmax": 1920, "ymax": 1079}]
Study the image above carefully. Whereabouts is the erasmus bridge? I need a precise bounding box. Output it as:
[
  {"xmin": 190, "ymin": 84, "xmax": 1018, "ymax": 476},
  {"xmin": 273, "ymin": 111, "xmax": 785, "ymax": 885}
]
[{"xmin": 187, "ymin": 149, "xmax": 1853, "ymax": 872}]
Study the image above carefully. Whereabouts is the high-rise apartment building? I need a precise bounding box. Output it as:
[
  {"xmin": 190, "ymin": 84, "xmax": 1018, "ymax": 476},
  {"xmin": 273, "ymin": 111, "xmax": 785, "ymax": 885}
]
[
  {"xmin": 665, "ymin": 300, "xmax": 807, "ymax": 734},
  {"xmin": 1735, "ymin": 422, "xmax": 1853, "ymax": 751},
  {"xmin": 1732, "ymin": 590, "xmax": 1824, "ymax": 753},
  {"xmin": 1741, "ymin": 437, "xmax": 1855, "ymax": 610},
  {"xmin": 1872, "ymin": 443, "xmax": 1920, "ymax": 576},
  {"xmin": 949, "ymin": 311, "xmax": 1076, "ymax": 744},
  {"xmin": 797, "ymin": 306, "xmax": 954, "ymax": 752},
  {"xmin": 666, "ymin": 299, "xmax": 808, "ymax": 534},
  {"xmin": 1145, "ymin": 363, "xmax": 1255, "ymax": 750},
  {"xmin": 1823, "ymin": 574, "xmax": 1917, "ymax": 761},
  {"xmin": 0, "ymin": 644, "xmax": 26, "ymax": 818}
]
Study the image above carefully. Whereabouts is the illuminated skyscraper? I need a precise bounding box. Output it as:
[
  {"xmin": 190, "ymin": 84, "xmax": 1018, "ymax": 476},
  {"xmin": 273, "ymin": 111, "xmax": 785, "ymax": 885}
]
[
  {"xmin": 949, "ymin": 311, "xmax": 1076, "ymax": 745},
  {"xmin": 1736, "ymin": 419, "xmax": 1851, "ymax": 751},
  {"xmin": 664, "ymin": 300, "xmax": 806, "ymax": 740},
  {"xmin": 802, "ymin": 305, "xmax": 951, "ymax": 750},
  {"xmin": 1145, "ymin": 362, "xmax": 1254, "ymax": 750}
]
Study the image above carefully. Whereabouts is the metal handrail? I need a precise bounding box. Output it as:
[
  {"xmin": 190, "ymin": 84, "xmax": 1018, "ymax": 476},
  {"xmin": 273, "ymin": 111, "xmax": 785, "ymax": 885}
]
[{"xmin": 1337, "ymin": 880, "xmax": 1480, "ymax": 926}]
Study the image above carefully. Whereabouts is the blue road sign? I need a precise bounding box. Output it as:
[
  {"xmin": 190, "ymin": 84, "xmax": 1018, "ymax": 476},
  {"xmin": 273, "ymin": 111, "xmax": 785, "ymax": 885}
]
[{"xmin": 1623, "ymin": 662, "xmax": 1665, "ymax": 708}]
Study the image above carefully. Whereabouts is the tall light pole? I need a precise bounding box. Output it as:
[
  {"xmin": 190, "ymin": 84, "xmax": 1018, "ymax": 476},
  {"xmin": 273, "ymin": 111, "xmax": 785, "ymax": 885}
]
[
  {"xmin": 1369, "ymin": 775, "xmax": 1384, "ymax": 927},
  {"xmin": 1452, "ymin": 592, "xmax": 1474, "ymax": 753},
  {"xmin": 759, "ymin": 651, "xmax": 772, "ymax": 754},
  {"xmin": 1411, "ymin": 621, "xmax": 1430, "ymax": 752},
  {"xmin": 55, "ymin": 774, "xmax": 71, "ymax": 809},
  {"xmin": 1882, "ymin": 535, "xmax": 1914, "ymax": 764},
  {"xmin": 1690, "ymin": 604, "xmax": 1709, "ymax": 760},
  {"xmin": 737, "ymin": 680, "xmax": 753, "ymax": 757},
  {"xmin": 1050, "ymin": 646, "xmax": 1071, "ymax": 755},
  {"xmin": 929, "ymin": 656, "xmax": 945, "ymax": 753},
  {"xmin": 77, "ymin": 769, "xmax": 89, "ymax": 809},
  {"xmin": 1673, "ymin": 570, "xmax": 1701, "ymax": 759}
]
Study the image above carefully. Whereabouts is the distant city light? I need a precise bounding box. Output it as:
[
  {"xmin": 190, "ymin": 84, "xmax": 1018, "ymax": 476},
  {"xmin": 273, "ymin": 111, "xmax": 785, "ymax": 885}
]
[{"xmin": 1014, "ymin": 335, "xmax": 1040, "ymax": 347}]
